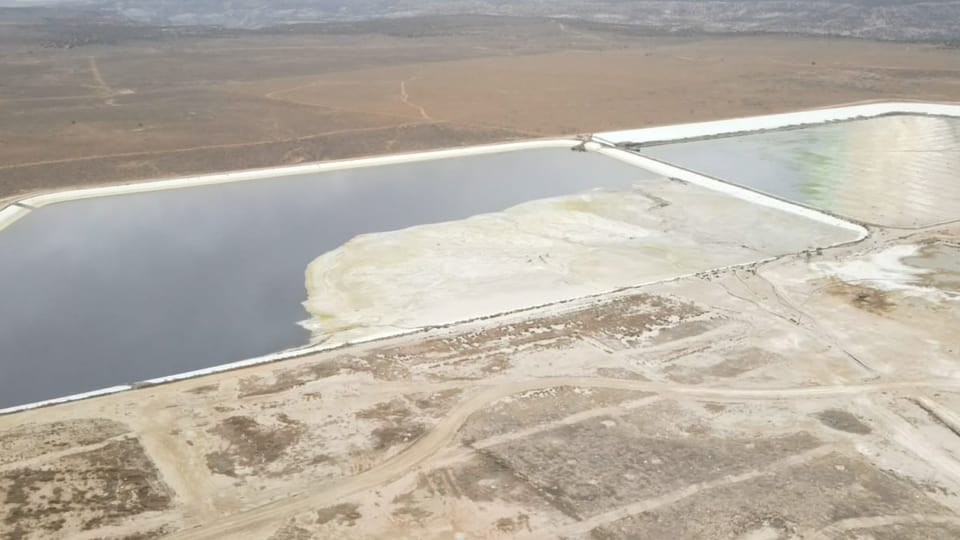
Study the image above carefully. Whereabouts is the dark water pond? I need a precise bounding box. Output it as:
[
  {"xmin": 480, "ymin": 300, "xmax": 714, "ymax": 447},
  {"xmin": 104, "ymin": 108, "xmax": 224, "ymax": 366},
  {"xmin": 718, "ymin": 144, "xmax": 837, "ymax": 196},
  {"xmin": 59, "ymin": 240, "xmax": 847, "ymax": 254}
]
[{"xmin": 0, "ymin": 147, "xmax": 657, "ymax": 408}]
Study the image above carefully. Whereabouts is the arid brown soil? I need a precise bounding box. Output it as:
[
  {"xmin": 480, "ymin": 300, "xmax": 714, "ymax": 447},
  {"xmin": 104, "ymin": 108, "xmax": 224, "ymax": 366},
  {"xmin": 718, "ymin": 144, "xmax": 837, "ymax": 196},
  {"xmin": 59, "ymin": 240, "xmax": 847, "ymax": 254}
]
[{"xmin": 1, "ymin": 16, "xmax": 959, "ymax": 199}]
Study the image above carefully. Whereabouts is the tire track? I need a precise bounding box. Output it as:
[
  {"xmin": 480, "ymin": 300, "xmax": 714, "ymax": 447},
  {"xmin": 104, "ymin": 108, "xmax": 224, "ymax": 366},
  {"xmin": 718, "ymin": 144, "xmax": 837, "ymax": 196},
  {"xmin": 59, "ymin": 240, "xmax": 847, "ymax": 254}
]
[
  {"xmin": 400, "ymin": 77, "xmax": 433, "ymax": 121},
  {"xmin": 87, "ymin": 56, "xmax": 115, "ymax": 100}
]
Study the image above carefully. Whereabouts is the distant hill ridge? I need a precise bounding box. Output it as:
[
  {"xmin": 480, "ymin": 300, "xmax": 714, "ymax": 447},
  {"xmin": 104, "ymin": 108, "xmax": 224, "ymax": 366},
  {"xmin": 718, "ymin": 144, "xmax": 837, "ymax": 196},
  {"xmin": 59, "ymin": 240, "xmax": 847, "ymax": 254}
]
[{"xmin": 5, "ymin": 0, "xmax": 960, "ymax": 43}]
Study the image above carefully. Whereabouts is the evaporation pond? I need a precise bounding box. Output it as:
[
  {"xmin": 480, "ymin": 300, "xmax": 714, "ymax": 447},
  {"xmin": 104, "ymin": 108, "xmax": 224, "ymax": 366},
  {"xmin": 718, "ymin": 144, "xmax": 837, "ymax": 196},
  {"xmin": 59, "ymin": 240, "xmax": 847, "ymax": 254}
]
[
  {"xmin": 634, "ymin": 114, "xmax": 960, "ymax": 228},
  {"xmin": 0, "ymin": 147, "xmax": 658, "ymax": 408}
]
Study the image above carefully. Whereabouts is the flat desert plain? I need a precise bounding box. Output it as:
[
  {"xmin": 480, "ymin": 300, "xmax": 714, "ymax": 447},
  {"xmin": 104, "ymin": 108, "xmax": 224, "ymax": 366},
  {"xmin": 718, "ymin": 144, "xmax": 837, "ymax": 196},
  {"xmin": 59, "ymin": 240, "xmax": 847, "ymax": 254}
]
[{"xmin": 0, "ymin": 16, "xmax": 959, "ymax": 199}]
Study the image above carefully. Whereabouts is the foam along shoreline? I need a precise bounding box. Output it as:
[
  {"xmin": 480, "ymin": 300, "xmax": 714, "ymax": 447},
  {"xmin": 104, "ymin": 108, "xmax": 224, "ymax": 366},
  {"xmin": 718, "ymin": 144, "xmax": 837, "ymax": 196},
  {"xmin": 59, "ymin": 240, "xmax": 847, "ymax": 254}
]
[{"xmin": 302, "ymin": 178, "xmax": 864, "ymax": 343}]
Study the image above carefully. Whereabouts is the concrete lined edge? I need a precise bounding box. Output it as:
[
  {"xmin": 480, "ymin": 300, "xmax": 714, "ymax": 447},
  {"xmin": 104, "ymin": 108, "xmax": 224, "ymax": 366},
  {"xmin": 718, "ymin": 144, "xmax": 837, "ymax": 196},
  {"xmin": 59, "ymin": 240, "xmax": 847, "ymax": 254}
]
[
  {"xmin": 0, "ymin": 385, "xmax": 135, "ymax": 415},
  {"xmin": 598, "ymin": 147, "xmax": 869, "ymax": 239},
  {"xmin": 593, "ymin": 101, "xmax": 960, "ymax": 145},
  {"xmin": 0, "ymin": 206, "xmax": 30, "ymax": 234},
  {"xmin": 0, "ymin": 139, "xmax": 580, "ymax": 234}
]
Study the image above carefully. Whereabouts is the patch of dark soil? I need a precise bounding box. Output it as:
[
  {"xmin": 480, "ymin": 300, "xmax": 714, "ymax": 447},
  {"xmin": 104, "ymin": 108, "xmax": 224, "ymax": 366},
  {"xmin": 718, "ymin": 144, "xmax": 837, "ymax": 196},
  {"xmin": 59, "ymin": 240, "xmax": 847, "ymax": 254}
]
[
  {"xmin": 316, "ymin": 503, "xmax": 361, "ymax": 526},
  {"xmin": 412, "ymin": 389, "xmax": 463, "ymax": 411},
  {"xmin": 268, "ymin": 522, "xmax": 313, "ymax": 540},
  {"xmin": 370, "ymin": 424, "xmax": 426, "ymax": 451},
  {"xmin": 356, "ymin": 399, "xmax": 412, "ymax": 422},
  {"xmin": 111, "ymin": 527, "xmax": 173, "ymax": 540},
  {"xmin": 238, "ymin": 371, "xmax": 308, "ymax": 398},
  {"xmin": 816, "ymin": 409, "xmax": 872, "ymax": 435},
  {"xmin": 80, "ymin": 439, "xmax": 172, "ymax": 513},
  {"xmin": 391, "ymin": 505, "xmax": 431, "ymax": 522},
  {"xmin": 208, "ymin": 415, "xmax": 305, "ymax": 469},
  {"xmin": 204, "ymin": 451, "xmax": 236, "ymax": 477},
  {"xmin": 828, "ymin": 280, "xmax": 896, "ymax": 314},
  {"xmin": 354, "ymin": 398, "xmax": 427, "ymax": 451},
  {"xmin": 496, "ymin": 514, "xmax": 531, "ymax": 532},
  {"xmin": 572, "ymin": 294, "xmax": 711, "ymax": 348},
  {"xmin": 185, "ymin": 384, "xmax": 219, "ymax": 395},
  {"xmin": 1, "ymin": 438, "xmax": 171, "ymax": 535},
  {"xmin": 703, "ymin": 403, "xmax": 728, "ymax": 413}
]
